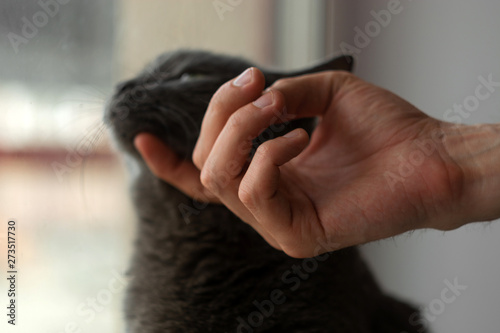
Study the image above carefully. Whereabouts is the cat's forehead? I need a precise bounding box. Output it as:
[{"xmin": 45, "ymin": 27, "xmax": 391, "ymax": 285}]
[{"xmin": 145, "ymin": 50, "xmax": 252, "ymax": 79}]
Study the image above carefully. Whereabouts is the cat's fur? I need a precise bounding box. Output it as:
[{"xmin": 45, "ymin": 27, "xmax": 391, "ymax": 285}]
[{"xmin": 105, "ymin": 50, "xmax": 426, "ymax": 333}]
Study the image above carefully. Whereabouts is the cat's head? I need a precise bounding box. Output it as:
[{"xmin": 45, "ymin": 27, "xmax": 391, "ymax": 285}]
[{"xmin": 105, "ymin": 49, "xmax": 353, "ymax": 161}]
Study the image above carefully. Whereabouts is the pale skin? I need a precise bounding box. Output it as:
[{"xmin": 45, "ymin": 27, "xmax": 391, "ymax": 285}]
[{"xmin": 134, "ymin": 68, "xmax": 500, "ymax": 258}]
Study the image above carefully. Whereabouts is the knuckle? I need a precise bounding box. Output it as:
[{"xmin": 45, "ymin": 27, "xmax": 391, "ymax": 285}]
[
  {"xmin": 210, "ymin": 94, "xmax": 225, "ymax": 111},
  {"xmin": 200, "ymin": 168, "xmax": 220, "ymax": 194},
  {"xmin": 238, "ymin": 181, "xmax": 256, "ymax": 209},
  {"xmin": 226, "ymin": 109, "xmax": 247, "ymax": 131},
  {"xmin": 254, "ymin": 141, "xmax": 274, "ymax": 160},
  {"xmin": 200, "ymin": 164, "xmax": 232, "ymax": 195}
]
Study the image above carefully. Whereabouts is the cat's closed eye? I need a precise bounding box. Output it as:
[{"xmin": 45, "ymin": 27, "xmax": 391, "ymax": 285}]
[{"xmin": 180, "ymin": 72, "xmax": 212, "ymax": 81}]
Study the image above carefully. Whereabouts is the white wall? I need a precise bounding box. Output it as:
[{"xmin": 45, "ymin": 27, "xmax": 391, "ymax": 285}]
[
  {"xmin": 115, "ymin": 0, "xmax": 274, "ymax": 80},
  {"xmin": 330, "ymin": 1, "xmax": 500, "ymax": 332},
  {"xmin": 273, "ymin": 0, "xmax": 327, "ymax": 69}
]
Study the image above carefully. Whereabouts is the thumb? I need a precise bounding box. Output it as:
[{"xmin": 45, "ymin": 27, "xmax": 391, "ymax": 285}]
[{"xmin": 134, "ymin": 133, "xmax": 220, "ymax": 203}]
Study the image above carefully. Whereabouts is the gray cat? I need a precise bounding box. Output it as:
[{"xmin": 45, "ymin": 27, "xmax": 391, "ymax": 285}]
[{"xmin": 105, "ymin": 50, "xmax": 427, "ymax": 333}]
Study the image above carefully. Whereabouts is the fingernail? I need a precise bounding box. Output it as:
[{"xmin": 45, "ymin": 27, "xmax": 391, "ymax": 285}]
[
  {"xmin": 284, "ymin": 129, "xmax": 300, "ymax": 138},
  {"xmin": 233, "ymin": 68, "xmax": 253, "ymax": 87},
  {"xmin": 253, "ymin": 91, "xmax": 274, "ymax": 108}
]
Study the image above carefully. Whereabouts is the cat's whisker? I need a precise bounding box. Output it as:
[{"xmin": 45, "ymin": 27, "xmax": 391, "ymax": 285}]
[{"xmin": 69, "ymin": 121, "xmax": 108, "ymax": 223}]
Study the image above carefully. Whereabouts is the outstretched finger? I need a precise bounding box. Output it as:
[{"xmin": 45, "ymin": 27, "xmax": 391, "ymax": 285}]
[
  {"xmin": 238, "ymin": 128, "xmax": 314, "ymax": 257},
  {"xmin": 193, "ymin": 67, "xmax": 266, "ymax": 170}
]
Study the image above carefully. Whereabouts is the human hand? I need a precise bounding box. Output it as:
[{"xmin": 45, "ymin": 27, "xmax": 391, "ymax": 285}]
[{"xmin": 135, "ymin": 68, "xmax": 499, "ymax": 258}]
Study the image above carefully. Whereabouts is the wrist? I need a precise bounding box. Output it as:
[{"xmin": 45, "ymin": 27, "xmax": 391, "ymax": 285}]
[{"xmin": 440, "ymin": 122, "xmax": 500, "ymax": 225}]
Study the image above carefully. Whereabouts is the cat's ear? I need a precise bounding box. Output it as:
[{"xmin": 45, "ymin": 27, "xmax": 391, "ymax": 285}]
[{"xmin": 264, "ymin": 55, "xmax": 354, "ymax": 86}]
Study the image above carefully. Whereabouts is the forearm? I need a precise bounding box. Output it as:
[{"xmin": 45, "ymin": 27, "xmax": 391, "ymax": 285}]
[{"xmin": 441, "ymin": 122, "xmax": 500, "ymax": 225}]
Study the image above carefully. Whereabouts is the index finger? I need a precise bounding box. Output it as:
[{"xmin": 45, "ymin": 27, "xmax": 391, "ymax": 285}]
[{"xmin": 192, "ymin": 67, "xmax": 266, "ymax": 170}]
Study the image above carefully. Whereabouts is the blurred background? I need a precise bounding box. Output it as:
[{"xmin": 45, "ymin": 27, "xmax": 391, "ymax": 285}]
[{"xmin": 0, "ymin": 0, "xmax": 499, "ymax": 332}]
